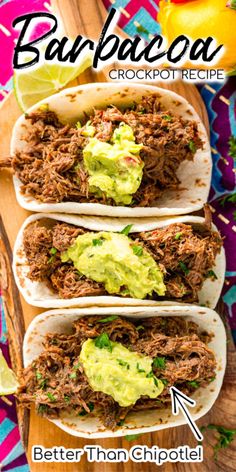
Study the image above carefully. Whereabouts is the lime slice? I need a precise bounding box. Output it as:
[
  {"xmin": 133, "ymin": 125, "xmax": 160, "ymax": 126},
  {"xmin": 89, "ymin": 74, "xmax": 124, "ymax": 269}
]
[
  {"xmin": 14, "ymin": 53, "xmax": 93, "ymax": 112},
  {"xmin": 0, "ymin": 349, "xmax": 19, "ymax": 395}
]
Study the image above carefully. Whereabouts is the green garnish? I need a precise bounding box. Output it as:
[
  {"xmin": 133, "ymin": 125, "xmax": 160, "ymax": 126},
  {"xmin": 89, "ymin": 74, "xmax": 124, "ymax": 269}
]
[
  {"xmin": 79, "ymin": 402, "xmax": 94, "ymax": 416},
  {"xmin": 120, "ymin": 224, "xmax": 133, "ymax": 236},
  {"xmin": 125, "ymin": 434, "xmax": 141, "ymax": 441},
  {"xmin": 39, "ymin": 379, "xmax": 47, "ymax": 390},
  {"xmin": 117, "ymin": 359, "xmax": 130, "ymax": 369},
  {"xmin": 64, "ymin": 395, "xmax": 70, "ymax": 403},
  {"xmin": 95, "ymin": 333, "xmax": 113, "ymax": 352},
  {"xmin": 73, "ymin": 362, "xmax": 81, "ymax": 370},
  {"xmin": 92, "ymin": 238, "xmax": 103, "ymax": 246},
  {"xmin": 220, "ymin": 192, "xmax": 236, "ymax": 207},
  {"xmin": 137, "ymin": 106, "xmax": 146, "ymax": 114},
  {"xmin": 200, "ymin": 424, "xmax": 236, "ymax": 459},
  {"xmin": 210, "ymin": 376, "xmax": 216, "ymax": 382},
  {"xmin": 136, "ymin": 363, "xmax": 145, "ymax": 373},
  {"xmin": 98, "ymin": 315, "xmax": 118, "ymax": 323},
  {"xmin": 207, "ymin": 270, "xmax": 218, "ymax": 280},
  {"xmin": 160, "ymin": 378, "xmax": 168, "ymax": 386},
  {"xmin": 50, "ymin": 247, "xmax": 57, "ymax": 255},
  {"xmin": 163, "ymin": 115, "xmax": 172, "ymax": 121},
  {"xmin": 132, "ymin": 245, "xmax": 143, "ymax": 256},
  {"xmin": 38, "ymin": 404, "xmax": 47, "ymax": 414},
  {"xmin": 179, "ymin": 261, "xmax": 190, "ymax": 275},
  {"xmin": 76, "ymin": 121, "xmax": 82, "ymax": 129},
  {"xmin": 146, "ymin": 371, "xmax": 159, "ymax": 387},
  {"xmin": 117, "ymin": 419, "xmax": 125, "ymax": 426},
  {"xmin": 47, "ymin": 392, "xmax": 56, "ymax": 402},
  {"xmin": 35, "ymin": 371, "xmax": 42, "ymax": 380},
  {"xmin": 70, "ymin": 372, "xmax": 77, "ymax": 379},
  {"xmin": 189, "ymin": 140, "xmax": 197, "ymax": 153},
  {"xmin": 136, "ymin": 325, "xmax": 145, "ymax": 331},
  {"xmin": 174, "ymin": 232, "xmax": 182, "ymax": 240},
  {"xmin": 187, "ymin": 380, "xmax": 199, "ymax": 389},
  {"xmin": 153, "ymin": 357, "xmax": 166, "ymax": 369},
  {"xmin": 228, "ymin": 135, "xmax": 236, "ymax": 159}
]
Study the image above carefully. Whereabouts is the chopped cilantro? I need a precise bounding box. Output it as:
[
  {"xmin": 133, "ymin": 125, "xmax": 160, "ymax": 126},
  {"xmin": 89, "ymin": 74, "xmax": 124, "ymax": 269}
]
[
  {"xmin": 146, "ymin": 371, "xmax": 159, "ymax": 387},
  {"xmin": 35, "ymin": 371, "xmax": 42, "ymax": 380},
  {"xmin": 98, "ymin": 315, "xmax": 118, "ymax": 323},
  {"xmin": 200, "ymin": 424, "xmax": 236, "ymax": 459},
  {"xmin": 132, "ymin": 245, "xmax": 143, "ymax": 256},
  {"xmin": 79, "ymin": 402, "xmax": 94, "ymax": 416},
  {"xmin": 136, "ymin": 325, "xmax": 144, "ymax": 331},
  {"xmin": 50, "ymin": 247, "xmax": 57, "ymax": 255},
  {"xmin": 163, "ymin": 114, "xmax": 172, "ymax": 122},
  {"xmin": 117, "ymin": 359, "xmax": 130, "ymax": 369},
  {"xmin": 207, "ymin": 270, "xmax": 218, "ymax": 280},
  {"xmin": 228, "ymin": 135, "xmax": 236, "ymax": 159},
  {"xmin": 220, "ymin": 192, "xmax": 236, "ymax": 207},
  {"xmin": 189, "ymin": 140, "xmax": 196, "ymax": 153},
  {"xmin": 179, "ymin": 261, "xmax": 190, "ymax": 275},
  {"xmin": 95, "ymin": 333, "xmax": 113, "ymax": 352},
  {"xmin": 174, "ymin": 232, "xmax": 182, "ymax": 240},
  {"xmin": 120, "ymin": 224, "xmax": 133, "ymax": 236},
  {"xmin": 153, "ymin": 357, "xmax": 166, "ymax": 369},
  {"xmin": 117, "ymin": 419, "xmax": 125, "ymax": 426},
  {"xmin": 136, "ymin": 363, "xmax": 145, "ymax": 373},
  {"xmin": 64, "ymin": 395, "xmax": 70, "ymax": 403},
  {"xmin": 39, "ymin": 379, "xmax": 47, "ymax": 390},
  {"xmin": 160, "ymin": 378, "xmax": 168, "ymax": 386},
  {"xmin": 92, "ymin": 238, "xmax": 103, "ymax": 246},
  {"xmin": 187, "ymin": 380, "xmax": 199, "ymax": 389},
  {"xmin": 70, "ymin": 372, "xmax": 77, "ymax": 379},
  {"xmin": 47, "ymin": 392, "xmax": 56, "ymax": 402},
  {"xmin": 73, "ymin": 362, "xmax": 81, "ymax": 370},
  {"xmin": 38, "ymin": 404, "xmax": 47, "ymax": 414}
]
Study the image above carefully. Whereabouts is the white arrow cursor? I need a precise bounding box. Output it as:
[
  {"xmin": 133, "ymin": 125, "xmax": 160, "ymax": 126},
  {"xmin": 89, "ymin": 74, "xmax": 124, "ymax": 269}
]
[{"xmin": 170, "ymin": 386, "xmax": 203, "ymax": 441}]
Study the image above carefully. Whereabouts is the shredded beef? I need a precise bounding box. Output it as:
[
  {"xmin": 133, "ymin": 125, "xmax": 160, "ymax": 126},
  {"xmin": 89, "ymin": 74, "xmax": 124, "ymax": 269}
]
[
  {"xmin": 11, "ymin": 95, "xmax": 203, "ymax": 206},
  {"xmin": 22, "ymin": 211, "xmax": 222, "ymax": 303},
  {"xmin": 17, "ymin": 315, "xmax": 216, "ymax": 430}
]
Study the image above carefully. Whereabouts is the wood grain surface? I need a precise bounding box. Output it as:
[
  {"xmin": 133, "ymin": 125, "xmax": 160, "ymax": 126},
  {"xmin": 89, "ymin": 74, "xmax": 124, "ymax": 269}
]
[{"xmin": 0, "ymin": 0, "xmax": 235, "ymax": 470}]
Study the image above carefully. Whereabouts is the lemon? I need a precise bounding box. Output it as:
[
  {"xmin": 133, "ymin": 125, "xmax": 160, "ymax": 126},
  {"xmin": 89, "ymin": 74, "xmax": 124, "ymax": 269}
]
[
  {"xmin": 0, "ymin": 348, "xmax": 19, "ymax": 396},
  {"xmin": 14, "ymin": 53, "xmax": 93, "ymax": 112}
]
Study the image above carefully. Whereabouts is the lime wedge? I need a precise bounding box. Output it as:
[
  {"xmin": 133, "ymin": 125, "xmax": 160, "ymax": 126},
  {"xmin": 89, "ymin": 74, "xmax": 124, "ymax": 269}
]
[
  {"xmin": 0, "ymin": 349, "xmax": 19, "ymax": 395},
  {"xmin": 14, "ymin": 54, "xmax": 93, "ymax": 112}
]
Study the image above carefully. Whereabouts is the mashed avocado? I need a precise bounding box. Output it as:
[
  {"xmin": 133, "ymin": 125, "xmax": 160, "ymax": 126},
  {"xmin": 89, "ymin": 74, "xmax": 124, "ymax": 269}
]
[
  {"xmin": 61, "ymin": 231, "xmax": 166, "ymax": 299},
  {"xmin": 83, "ymin": 123, "xmax": 143, "ymax": 205},
  {"xmin": 80, "ymin": 337, "xmax": 164, "ymax": 407}
]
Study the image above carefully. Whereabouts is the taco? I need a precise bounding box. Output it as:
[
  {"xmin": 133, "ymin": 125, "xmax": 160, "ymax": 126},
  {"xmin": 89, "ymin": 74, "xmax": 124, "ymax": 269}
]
[
  {"xmin": 13, "ymin": 208, "xmax": 225, "ymax": 309},
  {"xmin": 9, "ymin": 83, "xmax": 211, "ymax": 217},
  {"xmin": 18, "ymin": 305, "xmax": 226, "ymax": 438}
]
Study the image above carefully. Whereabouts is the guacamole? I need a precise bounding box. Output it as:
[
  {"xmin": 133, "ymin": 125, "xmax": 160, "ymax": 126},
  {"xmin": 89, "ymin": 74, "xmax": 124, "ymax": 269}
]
[
  {"xmin": 82, "ymin": 123, "xmax": 143, "ymax": 205},
  {"xmin": 61, "ymin": 231, "xmax": 166, "ymax": 299},
  {"xmin": 80, "ymin": 338, "xmax": 164, "ymax": 407}
]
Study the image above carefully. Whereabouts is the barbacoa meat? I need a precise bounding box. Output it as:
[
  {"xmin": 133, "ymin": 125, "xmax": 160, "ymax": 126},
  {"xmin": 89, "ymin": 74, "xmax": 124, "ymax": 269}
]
[
  {"xmin": 22, "ymin": 210, "xmax": 222, "ymax": 303},
  {"xmin": 11, "ymin": 95, "xmax": 203, "ymax": 206},
  {"xmin": 17, "ymin": 315, "xmax": 216, "ymax": 430}
]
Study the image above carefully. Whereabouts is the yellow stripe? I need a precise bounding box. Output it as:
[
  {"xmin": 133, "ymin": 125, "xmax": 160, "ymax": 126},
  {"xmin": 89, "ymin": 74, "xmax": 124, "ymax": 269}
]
[
  {"xmin": 0, "ymin": 24, "xmax": 11, "ymax": 36},
  {"xmin": 204, "ymin": 84, "xmax": 216, "ymax": 94},
  {"xmin": 119, "ymin": 7, "xmax": 130, "ymax": 18},
  {"xmin": 219, "ymin": 95, "xmax": 230, "ymax": 106},
  {"xmin": 218, "ymin": 214, "xmax": 230, "ymax": 224}
]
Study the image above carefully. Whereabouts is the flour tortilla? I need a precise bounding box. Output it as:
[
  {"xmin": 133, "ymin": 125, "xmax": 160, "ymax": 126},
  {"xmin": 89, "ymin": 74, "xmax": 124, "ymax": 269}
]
[
  {"xmin": 11, "ymin": 82, "xmax": 211, "ymax": 217},
  {"xmin": 22, "ymin": 305, "xmax": 226, "ymax": 438},
  {"xmin": 13, "ymin": 213, "xmax": 225, "ymax": 309}
]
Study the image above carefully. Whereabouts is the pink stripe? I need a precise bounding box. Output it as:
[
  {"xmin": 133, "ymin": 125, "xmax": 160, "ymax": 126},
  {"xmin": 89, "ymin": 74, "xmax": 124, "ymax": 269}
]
[
  {"xmin": 0, "ymin": 426, "xmax": 21, "ymax": 462},
  {"xmin": 0, "ymin": 409, "xmax": 7, "ymax": 423}
]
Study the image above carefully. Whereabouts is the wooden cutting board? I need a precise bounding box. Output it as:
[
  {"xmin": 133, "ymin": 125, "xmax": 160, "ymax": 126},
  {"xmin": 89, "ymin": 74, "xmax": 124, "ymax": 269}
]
[{"xmin": 0, "ymin": 0, "xmax": 235, "ymax": 470}]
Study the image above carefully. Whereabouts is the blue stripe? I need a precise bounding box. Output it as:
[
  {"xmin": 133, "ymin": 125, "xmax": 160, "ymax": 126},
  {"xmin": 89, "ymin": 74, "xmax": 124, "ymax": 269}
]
[
  {"xmin": 3, "ymin": 442, "xmax": 26, "ymax": 467},
  {"xmin": 0, "ymin": 417, "xmax": 15, "ymax": 443}
]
